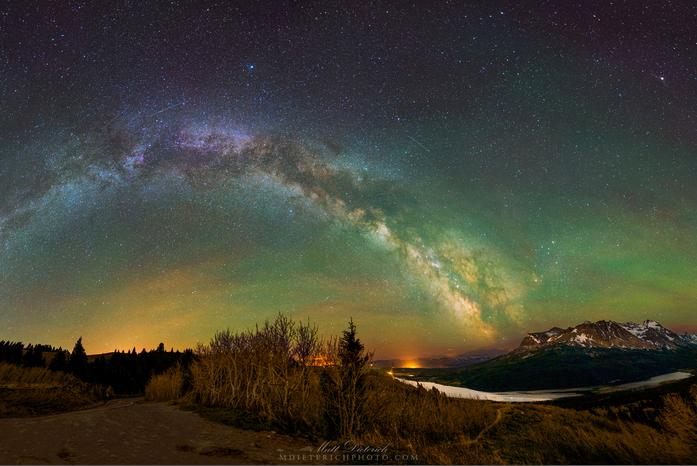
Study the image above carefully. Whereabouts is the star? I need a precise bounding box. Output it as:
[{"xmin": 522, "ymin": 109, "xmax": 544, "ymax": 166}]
[{"xmin": 0, "ymin": 0, "xmax": 695, "ymax": 358}]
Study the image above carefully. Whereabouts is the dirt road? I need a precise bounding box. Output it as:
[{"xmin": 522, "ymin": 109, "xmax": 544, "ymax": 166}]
[{"xmin": 0, "ymin": 399, "xmax": 317, "ymax": 464}]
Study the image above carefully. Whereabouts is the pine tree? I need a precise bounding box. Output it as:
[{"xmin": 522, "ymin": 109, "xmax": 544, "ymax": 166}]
[
  {"xmin": 324, "ymin": 318, "xmax": 373, "ymax": 438},
  {"xmin": 68, "ymin": 337, "xmax": 88, "ymax": 377},
  {"xmin": 339, "ymin": 319, "xmax": 370, "ymax": 370}
]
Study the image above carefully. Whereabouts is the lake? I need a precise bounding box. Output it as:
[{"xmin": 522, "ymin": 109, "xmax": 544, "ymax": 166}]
[{"xmin": 396, "ymin": 371, "xmax": 693, "ymax": 402}]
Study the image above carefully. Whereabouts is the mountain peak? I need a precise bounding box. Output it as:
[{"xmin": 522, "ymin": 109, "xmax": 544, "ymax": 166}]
[{"xmin": 517, "ymin": 319, "xmax": 690, "ymax": 352}]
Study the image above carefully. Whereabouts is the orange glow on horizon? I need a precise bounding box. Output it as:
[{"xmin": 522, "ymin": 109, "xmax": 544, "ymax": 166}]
[{"xmin": 400, "ymin": 359, "xmax": 422, "ymax": 369}]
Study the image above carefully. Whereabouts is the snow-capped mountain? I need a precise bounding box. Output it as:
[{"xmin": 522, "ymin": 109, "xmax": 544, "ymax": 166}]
[
  {"xmin": 443, "ymin": 319, "xmax": 697, "ymax": 391},
  {"xmin": 451, "ymin": 319, "xmax": 697, "ymax": 391},
  {"xmin": 516, "ymin": 320, "xmax": 693, "ymax": 352}
]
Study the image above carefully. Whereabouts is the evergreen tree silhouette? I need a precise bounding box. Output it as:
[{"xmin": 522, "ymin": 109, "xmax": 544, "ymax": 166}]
[
  {"xmin": 339, "ymin": 319, "xmax": 370, "ymax": 370},
  {"xmin": 68, "ymin": 337, "xmax": 88, "ymax": 377},
  {"xmin": 321, "ymin": 318, "xmax": 373, "ymax": 438}
]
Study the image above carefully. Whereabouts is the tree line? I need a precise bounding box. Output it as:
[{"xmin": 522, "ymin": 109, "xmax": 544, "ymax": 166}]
[{"xmin": 0, "ymin": 339, "xmax": 193, "ymax": 394}]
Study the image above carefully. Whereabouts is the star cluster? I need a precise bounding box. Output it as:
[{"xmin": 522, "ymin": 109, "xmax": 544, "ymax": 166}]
[{"xmin": 1, "ymin": 1, "xmax": 696, "ymax": 357}]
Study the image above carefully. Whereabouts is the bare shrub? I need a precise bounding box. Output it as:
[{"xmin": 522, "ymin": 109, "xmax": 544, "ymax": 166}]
[{"xmin": 188, "ymin": 313, "xmax": 324, "ymax": 431}]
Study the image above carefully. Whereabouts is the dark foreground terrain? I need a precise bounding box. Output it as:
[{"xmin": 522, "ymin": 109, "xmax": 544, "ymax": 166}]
[
  {"xmin": 0, "ymin": 399, "xmax": 315, "ymax": 465},
  {"xmin": 3, "ymin": 317, "xmax": 697, "ymax": 465},
  {"xmin": 3, "ymin": 381, "xmax": 697, "ymax": 464}
]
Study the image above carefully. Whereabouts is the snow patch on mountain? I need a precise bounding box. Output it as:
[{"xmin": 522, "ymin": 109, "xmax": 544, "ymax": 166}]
[{"xmin": 516, "ymin": 319, "xmax": 695, "ymax": 352}]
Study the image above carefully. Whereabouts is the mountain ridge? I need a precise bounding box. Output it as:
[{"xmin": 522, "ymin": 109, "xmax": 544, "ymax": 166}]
[
  {"xmin": 410, "ymin": 319, "xmax": 697, "ymax": 391},
  {"xmin": 516, "ymin": 319, "xmax": 695, "ymax": 352}
]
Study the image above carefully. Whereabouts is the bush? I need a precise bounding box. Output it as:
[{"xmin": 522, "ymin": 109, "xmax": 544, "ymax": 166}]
[
  {"xmin": 144, "ymin": 366, "xmax": 184, "ymax": 401},
  {"xmin": 188, "ymin": 314, "xmax": 324, "ymax": 432}
]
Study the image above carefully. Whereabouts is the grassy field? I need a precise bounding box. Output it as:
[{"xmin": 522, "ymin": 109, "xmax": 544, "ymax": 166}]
[
  {"xmin": 5, "ymin": 355, "xmax": 696, "ymax": 463},
  {"xmin": 147, "ymin": 360, "xmax": 697, "ymax": 464},
  {"xmin": 139, "ymin": 316, "xmax": 697, "ymax": 463},
  {"xmin": 3, "ymin": 355, "xmax": 697, "ymax": 463},
  {"xmin": 0, "ymin": 363, "xmax": 104, "ymax": 417}
]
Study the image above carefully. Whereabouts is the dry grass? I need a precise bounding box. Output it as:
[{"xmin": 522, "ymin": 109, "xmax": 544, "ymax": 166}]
[
  {"xmin": 0, "ymin": 362, "xmax": 79, "ymax": 388},
  {"xmin": 0, "ymin": 363, "xmax": 103, "ymax": 417},
  {"xmin": 144, "ymin": 366, "xmax": 184, "ymax": 401},
  {"xmin": 358, "ymin": 372, "xmax": 503, "ymax": 463},
  {"xmin": 376, "ymin": 382, "xmax": 697, "ymax": 464},
  {"xmin": 363, "ymin": 373, "xmax": 498, "ymax": 441},
  {"xmin": 143, "ymin": 317, "xmax": 697, "ymax": 464}
]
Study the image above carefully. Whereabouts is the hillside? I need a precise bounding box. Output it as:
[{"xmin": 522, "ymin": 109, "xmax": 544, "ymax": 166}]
[{"xmin": 0, "ymin": 363, "xmax": 103, "ymax": 417}]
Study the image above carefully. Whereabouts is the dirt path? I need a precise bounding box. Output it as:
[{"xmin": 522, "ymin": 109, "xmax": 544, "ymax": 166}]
[
  {"xmin": 462, "ymin": 406, "xmax": 508, "ymax": 446},
  {"xmin": 0, "ymin": 399, "xmax": 318, "ymax": 464}
]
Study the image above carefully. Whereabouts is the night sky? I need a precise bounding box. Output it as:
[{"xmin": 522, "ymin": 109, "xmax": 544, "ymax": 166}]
[{"xmin": 2, "ymin": 1, "xmax": 697, "ymax": 358}]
